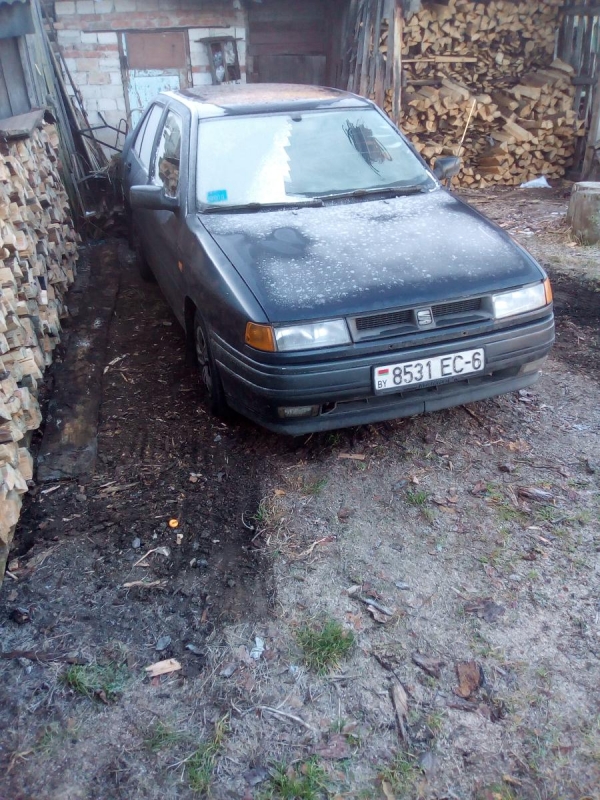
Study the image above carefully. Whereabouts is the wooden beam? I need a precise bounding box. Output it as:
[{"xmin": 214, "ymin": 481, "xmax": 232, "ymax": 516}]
[
  {"xmin": 391, "ymin": 0, "xmax": 402, "ymax": 123},
  {"xmin": 561, "ymin": 5, "xmax": 600, "ymax": 16},
  {"xmin": 403, "ymin": 56, "xmax": 478, "ymax": 63}
]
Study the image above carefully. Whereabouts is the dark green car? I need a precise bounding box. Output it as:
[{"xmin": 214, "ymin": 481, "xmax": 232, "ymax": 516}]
[{"xmin": 121, "ymin": 83, "xmax": 554, "ymax": 434}]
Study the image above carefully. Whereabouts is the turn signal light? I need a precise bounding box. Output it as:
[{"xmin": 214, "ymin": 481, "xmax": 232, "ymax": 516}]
[
  {"xmin": 543, "ymin": 277, "xmax": 553, "ymax": 305},
  {"xmin": 245, "ymin": 322, "xmax": 276, "ymax": 352}
]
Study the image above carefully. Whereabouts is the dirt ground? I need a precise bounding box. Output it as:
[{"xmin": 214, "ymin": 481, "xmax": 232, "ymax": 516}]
[{"xmin": 1, "ymin": 184, "xmax": 599, "ymax": 800}]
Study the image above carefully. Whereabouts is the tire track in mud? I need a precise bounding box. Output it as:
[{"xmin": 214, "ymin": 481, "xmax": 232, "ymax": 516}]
[{"xmin": 93, "ymin": 241, "xmax": 275, "ymax": 623}]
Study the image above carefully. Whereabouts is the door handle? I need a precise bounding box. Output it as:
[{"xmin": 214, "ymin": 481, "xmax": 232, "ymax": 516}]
[{"xmin": 126, "ymin": 162, "xmax": 132, "ymax": 173}]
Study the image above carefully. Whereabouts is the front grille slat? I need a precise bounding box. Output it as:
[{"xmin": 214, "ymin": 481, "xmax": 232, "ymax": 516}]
[
  {"xmin": 356, "ymin": 309, "xmax": 411, "ymax": 331},
  {"xmin": 433, "ymin": 298, "xmax": 482, "ymax": 317}
]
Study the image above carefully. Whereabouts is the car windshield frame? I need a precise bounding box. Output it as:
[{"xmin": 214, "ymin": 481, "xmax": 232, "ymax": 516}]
[{"xmin": 195, "ymin": 107, "xmax": 436, "ymax": 212}]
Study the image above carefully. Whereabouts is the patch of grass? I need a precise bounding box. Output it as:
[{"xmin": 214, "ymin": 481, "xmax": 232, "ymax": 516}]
[
  {"xmin": 379, "ymin": 750, "xmax": 420, "ymax": 796},
  {"xmin": 330, "ymin": 718, "xmax": 361, "ymax": 746},
  {"xmin": 187, "ymin": 716, "xmax": 228, "ymax": 794},
  {"xmin": 62, "ymin": 661, "xmax": 129, "ymax": 702},
  {"xmin": 255, "ymin": 497, "xmax": 273, "ymax": 525},
  {"xmin": 302, "ymin": 478, "xmax": 328, "ymax": 496},
  {"xmin": 521, "ymin": 728, "xmax": 562, "ymax": 778},
  {"xmin": 260, "ymin": 758, "xmax": 330, "ymax": 800},
  {"xmin": 425, "ymin": 711, "xmax": 445, "ymax": 735},
  {"xmin": 405, "ymin": 489, "xmax": 429, "ymax": 507},
  {"xmin": 145, "ymin": 721, "xmax": 184, "ymax": 753},
  {"xmin": 297, "ymin": 619, "xmax": 354, "ymax": 674},
  {"xmin": 575, "ymin": 510, "xmax": 592, "ymax": 525},
  {"xmin": 496, "ymin": 503, "xmax": 528, "ymax": 523},
  {"xmin": 535, "ymin": 504, "xmax": 561, "ymax": 523},
  {"xmin": 37, "ymin": 722, "xmax": 69, "ymax": 754},
  {"xmin": 422, "ymin": 507, "xmax": 436, "ymax": 524},
  {"xmin": 583, "ymin": 716, "xmax": 600, "ymax": 765},
  {"xmin": 476, "ymin": 785, "xmax": 516, "ymax": 800},
  {"xmin": 485, "ymin": 483, "xmax": 503, "ymax": 502}
]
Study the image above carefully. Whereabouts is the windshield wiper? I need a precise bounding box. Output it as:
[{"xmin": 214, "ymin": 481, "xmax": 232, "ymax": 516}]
[
  {"xmin": 316, "ymin": 185, "xmax": 428, "ymax": 201},
  {"xmin": 201, "ymin": 199, "xmax": 324, "ymax": 213}
]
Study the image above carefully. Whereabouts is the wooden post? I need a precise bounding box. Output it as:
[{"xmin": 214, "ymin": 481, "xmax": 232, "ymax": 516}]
[
  {"xmin": 391, "ymin": 0, "xmax": 403, "ymax": 124},
  {"xmin": 371, "ymin": 0, "xmax": 385, "ymax": 108},
  {"xmin": 582, "ymin": 69, "xmax": 600, "ymax": 179}
]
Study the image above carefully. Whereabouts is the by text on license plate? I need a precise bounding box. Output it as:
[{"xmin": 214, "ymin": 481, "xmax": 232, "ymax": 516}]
[{"xmin": 373, "ymin": 348, "xmax": 485, "ymax": 393}]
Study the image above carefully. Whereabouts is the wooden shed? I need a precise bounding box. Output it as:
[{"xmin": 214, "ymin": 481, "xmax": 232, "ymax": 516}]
[{"xmin": 241, "ymin": 0, "xmax": 599, "ymax": 182}]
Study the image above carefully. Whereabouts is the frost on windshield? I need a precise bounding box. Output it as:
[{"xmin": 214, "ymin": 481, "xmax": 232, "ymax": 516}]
[
  {"xmin": 200, "ymin": 116, "xmax": 295, "ymax": 206},
  {"xmin": 197, "ymin": 108, "xmax": 432, "ymax": 208}
]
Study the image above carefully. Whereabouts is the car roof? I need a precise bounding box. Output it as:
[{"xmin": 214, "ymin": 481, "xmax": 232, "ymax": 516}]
[{"xmin": 162, "ymin": 83, "xmax": 372, "ymax": 118}]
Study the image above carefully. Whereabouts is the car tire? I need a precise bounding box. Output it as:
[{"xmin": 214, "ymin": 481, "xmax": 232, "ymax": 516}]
[
  {"xmin": 194, "ymin": 310, "xmax": 228, "ymax": 417},
  {"xmin": 132, "ymin": 229, "xmax": 155, "ymax": 282}
]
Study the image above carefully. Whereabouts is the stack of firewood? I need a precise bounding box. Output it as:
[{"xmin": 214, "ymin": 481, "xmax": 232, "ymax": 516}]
[
  {"xmin": 0, "ymin": 122, "xmax": 78, "ymax": 578},
  {"xmin": 382, "ymin": 0, "xmax": 584, "ymax": 187}
]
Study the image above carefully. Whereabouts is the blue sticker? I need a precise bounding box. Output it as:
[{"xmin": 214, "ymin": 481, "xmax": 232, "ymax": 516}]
[{"xmin": 207, "ymin": 189, "xmax": 228, "ymax": 203}]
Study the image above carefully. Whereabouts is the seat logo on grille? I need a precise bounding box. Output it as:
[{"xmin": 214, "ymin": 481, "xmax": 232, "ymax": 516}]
[{"xmin": 416, "ymin": 308, "xmax": 434, "ymax": 327}]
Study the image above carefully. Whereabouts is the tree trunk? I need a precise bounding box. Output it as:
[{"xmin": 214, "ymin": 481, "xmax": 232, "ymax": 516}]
[{"xmin": 567, "ymin": 182, "xmax": 600, "ymax": 244}]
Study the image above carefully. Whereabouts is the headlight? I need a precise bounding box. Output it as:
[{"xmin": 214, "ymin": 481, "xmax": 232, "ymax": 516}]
[
  {"xmin": 274, "ymin": 319, "xmax": 351, "ymax": 352},
  {"xmin": 491, "ymin": 280, "xmax": 551, "ymax": 320}
]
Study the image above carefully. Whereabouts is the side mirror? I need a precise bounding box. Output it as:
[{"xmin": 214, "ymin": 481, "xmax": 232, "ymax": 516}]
[
  {"xmin": 433, "ymin": 156, "xmax": 462, "ymax": 181},
  {"xmin": 130, "ymin": 184, "xmax": 179, "ymax": 211}
]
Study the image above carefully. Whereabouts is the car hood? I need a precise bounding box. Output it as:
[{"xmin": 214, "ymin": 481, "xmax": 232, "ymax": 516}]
[{"xmin": 201, "ymin": 189, "xmax": 544, "ymax": 322}]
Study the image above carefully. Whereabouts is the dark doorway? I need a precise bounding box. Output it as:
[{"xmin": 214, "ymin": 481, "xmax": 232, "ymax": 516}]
[{"xmin": 247, "ymin": 0, "xmax": 337, "ymax": 86}]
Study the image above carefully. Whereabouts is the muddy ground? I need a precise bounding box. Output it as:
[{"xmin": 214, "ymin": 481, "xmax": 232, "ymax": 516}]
[{"xmin": 0, "ymin": 184, "xmax": 599, "ymax": 800}]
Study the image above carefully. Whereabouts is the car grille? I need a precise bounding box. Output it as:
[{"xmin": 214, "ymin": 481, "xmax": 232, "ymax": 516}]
[
  {"xmin": 356, "ymin": 309, "xmax": 412, "ymax": 331},
  {"xmin": 350, "ymin": 297, "xmax": 489, "ymax": 342},
  {"xmin": 433, "ymin": 298, "xmax": 482, "ymax": 317}
]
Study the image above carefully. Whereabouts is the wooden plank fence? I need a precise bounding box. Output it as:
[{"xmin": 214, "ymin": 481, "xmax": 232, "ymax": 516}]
[{"xmin": 557, "ymin": 0, "xmax": 600, "ymax": 176}]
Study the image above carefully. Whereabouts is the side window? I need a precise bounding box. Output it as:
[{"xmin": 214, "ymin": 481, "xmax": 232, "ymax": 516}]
[
  {"xmin": 153, "ymin": 110, "xmax": 182, "ymax": 198},
  {"xmin": 132, "ymin": 112, "xmax": 150, "ymax": 159},
  {"xmin": 137, "ymin": 104, "xmax": 164, "ymax": 172}
]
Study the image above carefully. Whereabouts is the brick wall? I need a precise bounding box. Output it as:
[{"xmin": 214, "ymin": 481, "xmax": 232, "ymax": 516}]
[{"xmin": 53, "ymin": 0, "xmax": 247, "ymax": 152}]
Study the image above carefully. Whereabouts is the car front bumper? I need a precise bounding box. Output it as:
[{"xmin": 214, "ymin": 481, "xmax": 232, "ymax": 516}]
[{"xmin": 212, "ymin": 314, "xmax": 555, "ymax": 434}]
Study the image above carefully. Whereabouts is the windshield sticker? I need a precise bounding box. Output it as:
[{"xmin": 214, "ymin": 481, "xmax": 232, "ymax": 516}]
[{"xmin": 207, "ymin": 189, "xmax": 228, "ymax": 203}]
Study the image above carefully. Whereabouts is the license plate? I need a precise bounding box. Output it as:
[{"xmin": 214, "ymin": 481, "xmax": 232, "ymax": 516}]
[{"xmin": 373, "ymin": 348, "xmax": 485, "ymax": 393}]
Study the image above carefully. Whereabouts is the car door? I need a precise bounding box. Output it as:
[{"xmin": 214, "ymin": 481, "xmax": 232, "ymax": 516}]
[
  {"xmin": 142, "ymin": 106, "xmax": 188, "ymax": 321},
  {"xmin": 123, "ymin": 101, "xmax": 165, "ymax": 199}
]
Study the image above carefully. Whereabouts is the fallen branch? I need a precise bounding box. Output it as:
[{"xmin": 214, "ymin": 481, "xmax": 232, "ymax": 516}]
[
  {"xmin": 390, "ymin": 682, "xmax": 410, "ymax": 742},
  {"xmin": 255, "ymin": 705, "xmax": 318, "ymax": 733},
  {"xmin": 123, "ymin": 580, "xmax": 167, "ymax": 589},
  {"xmin": 132, "ymin": 547, "xmax": 170, "ymax": 568},
  {"xmin": 357, "ymin": 596, "xmax": 395, "ymax": 616},
  {"xmin": 294, "ymin": 536, "xmax": 334, "ymax": 560},
  {"xmin": 0, "ymin": 650, "xmax": 86, "ymax": 665}
]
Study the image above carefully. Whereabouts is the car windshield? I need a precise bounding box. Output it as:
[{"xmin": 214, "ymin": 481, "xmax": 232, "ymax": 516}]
[{"xmin": 196, "ymin": 107, "xmax": 435, "ymax": 209}]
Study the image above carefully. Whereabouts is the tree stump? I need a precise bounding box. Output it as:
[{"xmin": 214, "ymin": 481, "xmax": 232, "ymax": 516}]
[{"xmin": 567, "ymin": 181, "xmax": 600, "ymax": 244}]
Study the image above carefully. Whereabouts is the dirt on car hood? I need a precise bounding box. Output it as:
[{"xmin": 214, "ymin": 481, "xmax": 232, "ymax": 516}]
[{"xmin": 202, "ymin": 189, "xmax": 545, "ymax": 322}]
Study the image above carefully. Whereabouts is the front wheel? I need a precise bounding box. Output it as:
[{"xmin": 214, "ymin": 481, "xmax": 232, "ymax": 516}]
[{"xmin": 194, "ymin": 311, "xmax": 228, "ymax": 417}]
